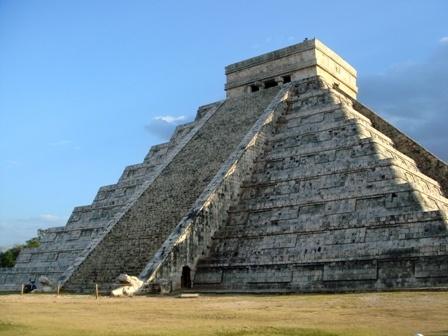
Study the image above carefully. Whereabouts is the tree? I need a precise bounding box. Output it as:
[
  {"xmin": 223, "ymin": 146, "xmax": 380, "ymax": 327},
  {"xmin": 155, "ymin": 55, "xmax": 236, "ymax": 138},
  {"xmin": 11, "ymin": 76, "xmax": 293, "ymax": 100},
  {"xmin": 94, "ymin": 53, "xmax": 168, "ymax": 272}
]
[
  {"xmin": 0, "ymin": 245, "xmax": 21, "ymax": 267},
  {"xmin": 25, "ymin": 237, "xmax": 40, "ymax": 248},
  {"xmin": 0, "ymin": 237, "xmax": 40, "ymax": 268}
]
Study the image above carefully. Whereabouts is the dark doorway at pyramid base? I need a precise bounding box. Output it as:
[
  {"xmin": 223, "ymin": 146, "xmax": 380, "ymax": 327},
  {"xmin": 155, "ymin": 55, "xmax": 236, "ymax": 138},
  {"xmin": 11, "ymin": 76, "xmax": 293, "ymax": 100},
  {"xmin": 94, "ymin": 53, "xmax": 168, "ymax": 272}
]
[{"xmin": 181, "ymin": 266, "xmax": 192, "ymax": 289}]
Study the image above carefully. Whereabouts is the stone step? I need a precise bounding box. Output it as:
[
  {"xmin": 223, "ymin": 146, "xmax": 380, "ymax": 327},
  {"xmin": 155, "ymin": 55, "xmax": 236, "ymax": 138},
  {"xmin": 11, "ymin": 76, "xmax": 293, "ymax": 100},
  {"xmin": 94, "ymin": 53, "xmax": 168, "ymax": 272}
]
[
  {"xmin": 244, "ymin": 163, "xmax": 444, "ymax": 205},
  {"xmin": 261, "ymin": 134, "xmax": 396, "ymax": 164},
  {"xmin": 253, "ymin": 139, "xmax": 384, "ymax": 173},
  {"xmin": 217, "ymin": 210, "xmax": 445, "ymax": 239},
  {"xmin": 240, "ymin": 180, "xmax": 412, "ymax": 209},
  {"xmin": 118, "ymin": 162, "xmax": 158, "ymax": 183},
  {"xmin": 143, "ymin": 142, "xmax": 171, "ymax": 164},
  {"xmin": 231, "ymin": 181, "xmax": 427, "ymax": 213},
  {"xmin": 29, "ymin": 225, "xmax": 104, "ymax": 249},
  {"xmin": 273, "ymin": 117, "xmax": 367, "ymax": 145},
  {"xmin": 255, "ymin": 137, "xmax": 420, "ymax": 180},
  {"xmin": 169, "ymin": 122, "xmax": 196, "ymax": 143},
  {"xmin": 0, "ymin": 266, "xmax": 65, "ymax": 286},
  {"xmin": 15, "ymin": 246, "xmax": 85, "ymax": 264},
  {"xmin": 93, "ymin": 185, "xmax": 138, "ymax": 205},
  {"xmin": 194, "ymin": 101, "xmax": 222, "ymax": 121},
  {"xmin": 282, "ymin": 102, "xmax": 372, "ymax": 126},
  {"xmin": 141, "ymin": 121, "xmax": 195, "ymax": 165},
  {"xmin": 271, "ymin": 117, "xmax": 393, "ymax": 151},
  {"xmin": 192, "ymin": 254, "xmax": 448, "ymax": 292},
  {"xmin": 71, "ymin": 202, "xmax": 125, "ymax": 217},
  {"xmin": 66, "ymin": 203, "xmax": 123, "ymax": 229},
  {"xmin": 0, "ymin": 284, "xmax": 21, "ymax": 292},
  {"xmin": 250, "ymin": 158, "xmax": 412, "ymax": 188},
  {"xmin": 282, "ymin": 102, "xmax": 341, "ymax": 120},
  {"xmin": 242, "ymin": 164, "xmax": 400, "ymax": 198},
  {"xmin": 197, "ymin": 234, "xmax": 448, "ymax": 268},
  {"xmin": 288, "ymin": 90, "xmax": 335, "ymax": 112}
]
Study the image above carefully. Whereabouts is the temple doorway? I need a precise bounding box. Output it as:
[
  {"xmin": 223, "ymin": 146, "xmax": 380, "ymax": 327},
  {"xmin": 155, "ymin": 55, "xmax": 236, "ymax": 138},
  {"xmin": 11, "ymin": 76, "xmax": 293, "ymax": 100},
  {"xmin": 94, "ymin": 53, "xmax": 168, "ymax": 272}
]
[{"xmin": 181, "ymin": 265, "xmax": 192, "ymax": 289}]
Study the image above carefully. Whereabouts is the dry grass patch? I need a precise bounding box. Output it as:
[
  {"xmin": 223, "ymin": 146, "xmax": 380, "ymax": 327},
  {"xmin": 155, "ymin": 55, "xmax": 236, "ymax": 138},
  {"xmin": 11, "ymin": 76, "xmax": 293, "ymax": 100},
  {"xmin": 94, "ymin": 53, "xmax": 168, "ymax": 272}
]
[{"xmin": 0, "ymin": 291, "xmax": 447, "ymax": 336}]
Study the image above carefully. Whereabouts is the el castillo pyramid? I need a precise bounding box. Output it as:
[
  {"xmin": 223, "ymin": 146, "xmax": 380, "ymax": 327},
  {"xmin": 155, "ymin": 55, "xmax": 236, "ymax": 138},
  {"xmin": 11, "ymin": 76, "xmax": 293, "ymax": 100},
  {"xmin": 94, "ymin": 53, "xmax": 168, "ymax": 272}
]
[{"xmin": 1, "ymin": 39, "xmax": 448, "ymax": 294}]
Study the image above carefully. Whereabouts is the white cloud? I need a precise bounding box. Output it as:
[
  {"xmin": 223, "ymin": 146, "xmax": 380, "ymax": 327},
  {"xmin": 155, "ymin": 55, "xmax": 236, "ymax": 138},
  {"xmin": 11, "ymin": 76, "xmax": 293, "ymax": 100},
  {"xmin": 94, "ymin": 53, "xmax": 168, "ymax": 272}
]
[
  {"xmin": 38, "ymin": 214, "xmax": 62, "ymax": 222},
  {"xmin": 48, "ymin": 140, "xmax": 81, "ymax": 151},
  {"xmin": 439, "ymin": 36, "xmax": 448, "ymax": 44},
  {"xmin": 154, "ymin": 115, "xmax": 186, "ymax": 124},
  {"xmin": 49, "ymin": 139, "xmax": 72, "ymax": 146},
  {"xmin": 146, "ymin": 115, "xmax": 190, "ymax": 140},
  {"xmin": 4, "ymin": 160, "xmax": 20, "ymax": 166}
]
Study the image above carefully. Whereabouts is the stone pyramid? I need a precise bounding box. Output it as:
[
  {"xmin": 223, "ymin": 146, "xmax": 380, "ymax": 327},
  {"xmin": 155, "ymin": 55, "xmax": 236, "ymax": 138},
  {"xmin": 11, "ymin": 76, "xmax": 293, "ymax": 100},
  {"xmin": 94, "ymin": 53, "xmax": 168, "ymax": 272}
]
[{"xmin": 1, "ymin": 39, "xmax": 447, "ymax": 293}]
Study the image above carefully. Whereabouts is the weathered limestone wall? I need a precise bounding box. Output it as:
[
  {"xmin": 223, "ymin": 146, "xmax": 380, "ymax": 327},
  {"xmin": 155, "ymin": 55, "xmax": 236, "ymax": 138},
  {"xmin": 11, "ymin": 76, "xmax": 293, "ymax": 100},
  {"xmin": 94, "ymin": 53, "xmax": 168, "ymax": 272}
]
[
  {"xmin": 193, "ymin": 77, "xmax": 448, "ymax": 293},
  {"xmin": 225, "ymin": 39, "xmax": 357, "ymax": 98},
  {"xmin": 139, "ymin": 87, "xmax": 290, "ymax": 292},
  {"xmin": 334, "ymin": 87, "xmax": 448, "ymax": 197},
  {"xmin": 63, "ymin": 87, "xmax": 280, "ymax": 292}
]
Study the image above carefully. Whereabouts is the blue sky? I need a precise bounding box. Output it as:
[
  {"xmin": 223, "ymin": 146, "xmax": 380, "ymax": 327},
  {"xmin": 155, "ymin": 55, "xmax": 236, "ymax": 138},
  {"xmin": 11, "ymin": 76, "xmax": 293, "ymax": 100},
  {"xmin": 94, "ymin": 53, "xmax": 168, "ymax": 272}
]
[{"xmin": 1, "ymin": 0, "xmax": 447, "ymax": 247}]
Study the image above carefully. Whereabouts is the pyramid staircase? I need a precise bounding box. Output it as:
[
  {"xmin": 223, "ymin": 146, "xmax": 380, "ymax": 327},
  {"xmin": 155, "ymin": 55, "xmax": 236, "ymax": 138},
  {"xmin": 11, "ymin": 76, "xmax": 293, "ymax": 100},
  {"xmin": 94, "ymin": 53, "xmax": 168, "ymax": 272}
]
[{"xmin": 192, "ymin": 77, "xmax": 448, "ymax": 292}]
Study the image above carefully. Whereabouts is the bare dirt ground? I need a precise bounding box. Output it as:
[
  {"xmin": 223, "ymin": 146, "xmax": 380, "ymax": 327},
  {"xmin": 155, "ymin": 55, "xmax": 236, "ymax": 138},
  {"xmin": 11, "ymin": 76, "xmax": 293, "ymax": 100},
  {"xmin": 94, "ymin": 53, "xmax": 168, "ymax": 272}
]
[{"xmin": 0, "ymin": 291, "xmax": 447, "ymax": 336}]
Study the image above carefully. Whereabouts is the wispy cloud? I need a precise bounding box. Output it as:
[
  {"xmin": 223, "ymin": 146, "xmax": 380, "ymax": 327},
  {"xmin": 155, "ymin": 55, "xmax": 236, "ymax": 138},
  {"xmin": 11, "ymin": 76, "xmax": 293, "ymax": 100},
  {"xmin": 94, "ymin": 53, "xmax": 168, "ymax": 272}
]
[
  {"xmin": 49, "ymin": 139, "xmax": 73, "ymax": 147},
  {"xmin": 154, "ymin": 115, "xmax": 186, "ymax": 123},
  {"xmin": 359, "ymin": 40, "xmax": 448, "ymax": 161},
  {"xmin": 145, "ymin": 115, "xmax": 189, "ymax": 140},
  {"xmin": 4, "ymin": 160, "xmax": 20, "ymax": 167},
  {"xmin": 48, "ymin": 139, "xmax": 81, "ymax": 151},
  {"xmin": 439, "ymin": 36, "xmax": 448, "ymax": 44}
]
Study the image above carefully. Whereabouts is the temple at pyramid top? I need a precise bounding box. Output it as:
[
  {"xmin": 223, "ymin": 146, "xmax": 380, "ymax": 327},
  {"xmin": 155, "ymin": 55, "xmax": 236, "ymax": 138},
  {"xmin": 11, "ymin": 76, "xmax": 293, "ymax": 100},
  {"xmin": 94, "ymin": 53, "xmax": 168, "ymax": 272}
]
[{"xmin": 225, "ymin": 38, "xmax": 358, "ymax": 98}]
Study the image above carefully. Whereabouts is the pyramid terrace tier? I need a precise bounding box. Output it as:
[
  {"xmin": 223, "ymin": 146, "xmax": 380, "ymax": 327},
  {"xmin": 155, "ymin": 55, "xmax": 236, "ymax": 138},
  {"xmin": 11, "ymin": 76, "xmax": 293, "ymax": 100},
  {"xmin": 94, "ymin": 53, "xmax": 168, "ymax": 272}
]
[
  {"xmin": 193, "ymin": 255, "xmax": 448, "ymax": 293},
  {"xmin": 191, "ymin": 76, "xmax": 448, "ymax": 293}
]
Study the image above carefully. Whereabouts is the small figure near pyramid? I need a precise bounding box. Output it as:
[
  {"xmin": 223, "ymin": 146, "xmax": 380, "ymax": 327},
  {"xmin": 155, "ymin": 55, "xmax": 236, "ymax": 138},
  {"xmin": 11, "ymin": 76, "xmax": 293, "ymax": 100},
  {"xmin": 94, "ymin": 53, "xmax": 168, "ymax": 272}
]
[{"xmin": 1, "ymin": 39, "xmax": 447, "ymax": 294}]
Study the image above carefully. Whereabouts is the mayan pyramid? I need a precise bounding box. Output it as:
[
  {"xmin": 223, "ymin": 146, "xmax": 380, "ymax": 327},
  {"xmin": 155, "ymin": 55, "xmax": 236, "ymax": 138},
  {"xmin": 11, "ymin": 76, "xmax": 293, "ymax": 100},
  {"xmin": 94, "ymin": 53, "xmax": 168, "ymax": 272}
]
[{"xmin": 1, "ymin": 39, "xmax": 447, "ymax": 293}]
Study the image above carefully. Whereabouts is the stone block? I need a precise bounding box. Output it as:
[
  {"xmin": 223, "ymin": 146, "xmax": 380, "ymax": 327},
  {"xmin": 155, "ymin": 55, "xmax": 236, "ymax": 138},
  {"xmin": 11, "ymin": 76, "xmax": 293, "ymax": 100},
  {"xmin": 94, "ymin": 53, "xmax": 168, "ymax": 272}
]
[{"xmin": 323, "ymin": 260, "xmax": 377, "ymax": 281}]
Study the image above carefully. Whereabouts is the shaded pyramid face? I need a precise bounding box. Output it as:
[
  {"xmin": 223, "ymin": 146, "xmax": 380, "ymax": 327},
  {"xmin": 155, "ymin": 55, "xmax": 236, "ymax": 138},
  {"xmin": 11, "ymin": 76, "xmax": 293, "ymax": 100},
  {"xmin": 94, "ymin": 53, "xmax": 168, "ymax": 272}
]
[{"xmin": 193, "ymin": 77, "xmax": 448, "ymax": 292}]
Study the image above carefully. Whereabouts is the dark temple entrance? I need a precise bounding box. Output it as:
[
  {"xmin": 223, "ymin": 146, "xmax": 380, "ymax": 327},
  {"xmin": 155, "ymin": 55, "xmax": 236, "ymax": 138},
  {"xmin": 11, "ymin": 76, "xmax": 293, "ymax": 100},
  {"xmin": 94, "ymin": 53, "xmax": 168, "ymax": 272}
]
[{"xmin": 181, "ymin": 266, "xmax": 192, "ymax": 289}]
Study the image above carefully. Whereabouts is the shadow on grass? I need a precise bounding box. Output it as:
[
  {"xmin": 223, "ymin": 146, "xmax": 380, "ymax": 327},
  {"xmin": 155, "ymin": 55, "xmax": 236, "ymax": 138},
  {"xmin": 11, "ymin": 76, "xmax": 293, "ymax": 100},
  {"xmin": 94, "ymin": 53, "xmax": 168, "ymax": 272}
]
[
  {"xmin": 0, "ymin": 292, "xmax": 19, "ymax": 296},
  {"xmin": 215, "ymin": 327, "xmax": 341, "ymax": 336},
  {"xmin": 0, "ymin": 321, "xmax": 26, "ymax": 334}
]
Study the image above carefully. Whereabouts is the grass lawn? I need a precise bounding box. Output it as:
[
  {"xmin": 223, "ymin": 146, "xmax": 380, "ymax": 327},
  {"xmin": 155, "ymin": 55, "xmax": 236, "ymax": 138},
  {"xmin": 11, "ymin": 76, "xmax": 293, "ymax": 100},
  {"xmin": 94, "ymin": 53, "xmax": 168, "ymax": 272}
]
[{"xmin": 0, "ymin": 291, "xmax": 447, "ymax": 336}]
